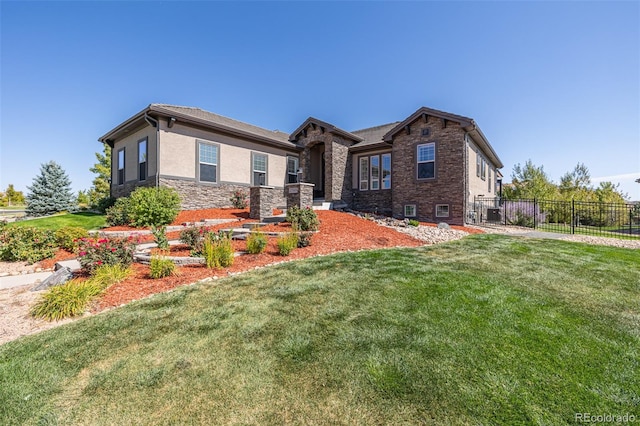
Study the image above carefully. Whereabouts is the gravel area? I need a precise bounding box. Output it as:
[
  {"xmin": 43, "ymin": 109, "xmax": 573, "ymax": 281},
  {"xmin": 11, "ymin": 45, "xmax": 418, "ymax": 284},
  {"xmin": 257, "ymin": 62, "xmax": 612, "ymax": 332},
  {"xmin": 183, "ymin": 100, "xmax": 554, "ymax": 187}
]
[
  {"xmin": 0, "ymin": 260, "xmax": 47, "ymax": 277},
  {"xmin": 372, "ymin": 216, "xmax": 470, "ymax": 244}
]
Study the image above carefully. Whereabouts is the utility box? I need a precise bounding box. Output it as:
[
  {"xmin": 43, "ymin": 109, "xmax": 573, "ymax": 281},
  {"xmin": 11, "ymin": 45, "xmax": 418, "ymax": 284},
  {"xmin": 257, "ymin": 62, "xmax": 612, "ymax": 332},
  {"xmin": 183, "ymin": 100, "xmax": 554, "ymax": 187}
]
[{"xmin": 487, "ymin": 208, "xmax": 501, "ymax": 222}]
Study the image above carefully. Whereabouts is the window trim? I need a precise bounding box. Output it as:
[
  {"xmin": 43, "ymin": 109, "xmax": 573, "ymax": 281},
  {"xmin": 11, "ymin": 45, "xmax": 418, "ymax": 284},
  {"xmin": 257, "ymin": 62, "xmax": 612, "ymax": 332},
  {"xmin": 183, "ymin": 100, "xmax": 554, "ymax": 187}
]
[
  {"xmin": 488, "ymin": 168, "xmax": 492, "ymax": 192},
  {"xmin": 481, "ymin": 158, "xmax": 486, "ymax": 181},
  {"xmin": 117, "ymin": 148, "xmax": 125, "ymax": 186},
  {"xmin": 138, "ymin": 138, "xmax": 147, "ymax": 182},
  {"xmin": 404, "ymin": 204, "xmax": 417, "ymax": 217},
  {"xmin": 381, "ymin": 153, "xmax": 391, "ymax": 190},
  {"xmin": 197, "ymin": 140, "xmax": 219, "ymax": 184},
  {"xmin": 286, "ymin": 155, "xmax": 299, "ymax": 184},
  {"xmin": 476, "ymin": 152, "xmax": 481, "ymax": 177},
  {"xmin": 251, "ymin": 152, "xmax": 268, "ymax": 186},
  {"xmin": 435, "ymin": 204, "xmax": 450, "ymax": 218},
  {"xmin": 359, "ymin": 157, "xmax": 369, "ymax": 191},
  {"xmin": 370, "ymin": 155, "xmax": 380, "ymax": 190},
  {"xmin": 416, "ymin": 142, "xmax": 436, "ymax": 180}
]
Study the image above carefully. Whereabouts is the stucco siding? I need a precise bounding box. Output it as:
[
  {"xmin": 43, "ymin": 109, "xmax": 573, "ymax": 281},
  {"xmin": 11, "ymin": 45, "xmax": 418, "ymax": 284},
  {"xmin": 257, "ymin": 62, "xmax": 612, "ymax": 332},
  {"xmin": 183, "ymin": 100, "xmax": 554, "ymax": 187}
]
[{"xmin": 110, "ymin": 124, "xmax": 157, "ymax": 198}]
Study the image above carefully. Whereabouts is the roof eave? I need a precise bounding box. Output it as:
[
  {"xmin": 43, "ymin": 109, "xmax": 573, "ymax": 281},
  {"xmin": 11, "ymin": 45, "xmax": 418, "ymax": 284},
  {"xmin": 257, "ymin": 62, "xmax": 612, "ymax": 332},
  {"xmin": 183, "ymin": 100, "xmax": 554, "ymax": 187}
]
[
  {"xmin": 289, "ymin": 117, "xmax": 363, "ymax": 143},
  {"xmin": 98, "ymin": 105, "xmax": 152, "ymax": 146},
  {"xmin": 463, "ymin": 121, "xmax": 504, "ymax": 169},
  {"xmin": 349, "ymin": 142, "xmax": 393, "ymax": 153}
]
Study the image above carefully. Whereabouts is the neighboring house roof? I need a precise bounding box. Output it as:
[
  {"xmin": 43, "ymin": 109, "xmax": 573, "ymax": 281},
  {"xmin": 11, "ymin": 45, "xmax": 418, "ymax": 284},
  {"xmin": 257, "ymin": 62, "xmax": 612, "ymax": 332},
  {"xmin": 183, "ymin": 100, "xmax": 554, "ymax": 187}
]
[
  {"xmin": 349, "ymin": 122, "xmax": 399, "ymax": 152},
  {"xmin": 289, "ymin": 117, "xmax": 364, "ymax": 143},
  {"xmin": 99, "ymin": 104, "xmax": 298, "ymax": 150},
  {"xmin": 382, "ymin": 106, "xmax": 503, "ymax": 169}
]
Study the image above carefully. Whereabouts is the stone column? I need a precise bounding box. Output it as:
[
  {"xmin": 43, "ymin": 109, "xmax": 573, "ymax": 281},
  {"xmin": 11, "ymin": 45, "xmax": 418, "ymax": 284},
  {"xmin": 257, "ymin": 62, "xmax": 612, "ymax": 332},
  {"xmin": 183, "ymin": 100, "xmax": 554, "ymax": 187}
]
[
  {"xmin": 250, "ymin": 186, "xmax": 276, "ymax": 220},
  {"xmin": 286, "ymin": 183, "xmax": 315, "ymax": 210}
]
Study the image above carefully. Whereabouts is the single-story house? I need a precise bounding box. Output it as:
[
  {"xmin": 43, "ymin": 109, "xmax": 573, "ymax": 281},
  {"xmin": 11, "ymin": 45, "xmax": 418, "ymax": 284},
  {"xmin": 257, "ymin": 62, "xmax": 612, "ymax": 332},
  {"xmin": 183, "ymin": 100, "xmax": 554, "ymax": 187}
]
[{"xmin": 99, "ymin": 104, "xmax": 503, "ymax": 225}]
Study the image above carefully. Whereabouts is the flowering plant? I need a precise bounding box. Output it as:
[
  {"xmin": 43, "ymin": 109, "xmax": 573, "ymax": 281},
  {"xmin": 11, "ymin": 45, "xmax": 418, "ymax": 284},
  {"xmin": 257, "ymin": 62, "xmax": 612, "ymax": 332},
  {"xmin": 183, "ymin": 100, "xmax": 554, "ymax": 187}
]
[
  {"xmin": 76, "ymin": 236, "xmax": 138, "ymax": 274},
  {"xmin": 229, "ymin": 190, "xmax": 248, "ymax": 209}
]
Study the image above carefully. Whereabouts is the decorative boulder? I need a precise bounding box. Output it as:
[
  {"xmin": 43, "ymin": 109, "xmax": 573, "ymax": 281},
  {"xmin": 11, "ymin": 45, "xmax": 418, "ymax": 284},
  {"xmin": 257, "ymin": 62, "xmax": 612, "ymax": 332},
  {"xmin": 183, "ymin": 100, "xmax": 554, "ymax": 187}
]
[
  {"xmin": 31, "ymin": 267, "xmax": 72, "ymax": 291},
  {"xmin": 437, "ymin": 222, "xmax": 451, "ymax": 230}
]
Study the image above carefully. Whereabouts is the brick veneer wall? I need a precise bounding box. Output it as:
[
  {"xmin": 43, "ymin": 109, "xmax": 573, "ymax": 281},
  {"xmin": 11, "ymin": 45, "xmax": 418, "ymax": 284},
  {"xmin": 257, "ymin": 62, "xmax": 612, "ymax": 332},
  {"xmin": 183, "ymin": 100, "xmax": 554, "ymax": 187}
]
[
  {"xmin": 352, "ymin": 190, "xmax": 392, "ymax": 216},
  {"xmin": 390, "ymin": 116, "xmax": 466, "ymax": 225}
]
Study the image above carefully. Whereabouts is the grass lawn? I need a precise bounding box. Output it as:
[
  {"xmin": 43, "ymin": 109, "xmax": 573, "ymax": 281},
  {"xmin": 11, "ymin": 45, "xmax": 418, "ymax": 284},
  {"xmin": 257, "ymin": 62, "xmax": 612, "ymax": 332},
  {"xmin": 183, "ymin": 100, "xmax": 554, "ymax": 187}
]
[
  {"xmin": 6, "ymin": 212, "xmax": 106, "ymax": 231},
  {"xmin": 1, "ymin": 235, "xmax": 638, "ymax": 424}
]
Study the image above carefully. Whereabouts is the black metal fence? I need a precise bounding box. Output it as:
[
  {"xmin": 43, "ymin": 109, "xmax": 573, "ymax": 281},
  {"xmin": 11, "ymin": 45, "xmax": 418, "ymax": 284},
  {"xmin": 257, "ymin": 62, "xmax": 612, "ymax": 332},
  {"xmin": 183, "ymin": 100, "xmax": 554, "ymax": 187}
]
[{"xmin": 471, "ymin": 197, "xmax": 640, "ymax": 239}]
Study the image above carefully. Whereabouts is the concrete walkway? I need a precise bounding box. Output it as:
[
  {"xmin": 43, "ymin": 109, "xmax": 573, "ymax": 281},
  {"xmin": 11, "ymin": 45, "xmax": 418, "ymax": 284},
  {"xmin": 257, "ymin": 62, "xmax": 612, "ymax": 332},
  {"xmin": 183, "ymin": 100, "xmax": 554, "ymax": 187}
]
[{"xmin": 0, "ymin": 272, "xmax": 52, "ymax": 290}]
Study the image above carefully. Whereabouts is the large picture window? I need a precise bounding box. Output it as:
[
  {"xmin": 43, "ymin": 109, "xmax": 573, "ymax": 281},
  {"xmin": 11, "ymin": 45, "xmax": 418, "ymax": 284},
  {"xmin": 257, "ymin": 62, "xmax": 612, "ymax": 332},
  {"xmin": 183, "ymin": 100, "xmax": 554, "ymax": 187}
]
[
  {"xmin": 370, "ymin": 155, "xmax": 380, "ymax": 190},
  {"xmin": 138, "ymin": 139, "xmax": 147, "ymax": 182},
  {"xmin": 359, "ymin": 157, "xmax": 369, "ymax": 191},
  {"xmin": 117, "ymin": 149, "xmax": 125, "ymax": 185},
  {"xmin": 417, "ymin": 143, "xmax": 435, "ymax": 179},
  {"xmin": 382, "ymin": 153, "xmax": 391, "ymax": 189},
  {"xmin": 287, "ymin": 156, "xmax": 299, "ymax": 184},
  {"xmin": 252, "ymin": 153, "xmax": 267, "ymax": 186},
  {"xmin": 198, "ymin": 142, "xmax": 218, "ymax": 183}
]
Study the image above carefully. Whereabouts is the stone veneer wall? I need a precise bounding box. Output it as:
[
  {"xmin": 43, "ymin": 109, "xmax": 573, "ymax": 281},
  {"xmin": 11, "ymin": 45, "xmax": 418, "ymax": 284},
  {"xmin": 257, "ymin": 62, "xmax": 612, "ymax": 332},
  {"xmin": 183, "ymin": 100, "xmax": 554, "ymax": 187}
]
[
  {"xmin": 352, "ymin": 190, "xmax": 393, "ymax": 216},
  {"xmin": 285, "ymin": 183, "xmax": 314, "ymax": 210},
  {"xmin": 390, "ymin": 116, "xmax": 466, "ymax": 225},
  {"xmin": 250, "ymin": 186, "xmax": 286, "ymax": 220},
  {"xmin": 159, "ymin": 177, "xmax": 285, "ymax": 211},
  {"xmin": 111, "ymin": 178, "xmax": 156, "ymax": 199}
]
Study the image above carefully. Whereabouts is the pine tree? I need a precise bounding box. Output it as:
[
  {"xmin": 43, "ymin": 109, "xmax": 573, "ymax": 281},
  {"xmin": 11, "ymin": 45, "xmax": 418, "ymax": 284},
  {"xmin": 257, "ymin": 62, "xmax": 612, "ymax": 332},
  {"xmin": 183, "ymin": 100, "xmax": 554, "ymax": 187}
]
[
  {"xmin": 89, "ymin": 144, "xmax": 111, "ymax": 207},
  {"xmin": 25, "ymin": 161, "xmax": 74, "ymax": 216}
]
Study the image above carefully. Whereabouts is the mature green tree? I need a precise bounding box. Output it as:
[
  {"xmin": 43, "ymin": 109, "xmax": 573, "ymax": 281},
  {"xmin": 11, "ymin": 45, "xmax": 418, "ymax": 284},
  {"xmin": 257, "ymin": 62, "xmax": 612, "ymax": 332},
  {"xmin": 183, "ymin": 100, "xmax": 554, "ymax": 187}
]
[
  {"xmin": 559, "ymin": 163, "xmax": 593, "ymax": 201},
  {"xmin": 77, "ymin": 189, "xmax": 90, "ymax": 207},
  {"xmin": 89, "ymin": 143, "xmax": 111, "ymax": 207},
  {"xmin": 595, "ymin": 181, "xmax": 627, "ymax": 204},
  {"xmin": 505, "ymin": 160, "xmax": 557, "ymax": 200},
  {"xmin": 4, "ymin": 184, "xmax": 25, "ymax": 206},
  {"xmin": 25, "ymin": 161, "xmax": 74, "ymax": 216}
]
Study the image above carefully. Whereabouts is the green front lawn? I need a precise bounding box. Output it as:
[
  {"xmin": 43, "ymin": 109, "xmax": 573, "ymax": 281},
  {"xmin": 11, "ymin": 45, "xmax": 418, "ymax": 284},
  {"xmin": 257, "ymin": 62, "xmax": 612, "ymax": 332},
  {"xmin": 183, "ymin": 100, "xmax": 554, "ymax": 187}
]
[
  {"xmin": 1, "ymin": 235, "xmax": 638, "ymax": 424},
  {"xmin": 6, "ymin": 212, "xmax": 106, "ymax": 231}
]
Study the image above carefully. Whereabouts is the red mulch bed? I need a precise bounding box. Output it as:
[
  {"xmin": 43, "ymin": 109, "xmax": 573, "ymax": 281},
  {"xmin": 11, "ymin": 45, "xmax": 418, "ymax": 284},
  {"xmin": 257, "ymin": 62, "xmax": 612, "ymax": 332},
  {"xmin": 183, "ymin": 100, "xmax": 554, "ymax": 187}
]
[
  {"xmin": 38, "ymin": 250, "xmax": 78, "ymax": 270},
  {"xmin": 102, "ymin": 208, "xmax": 249, "ymax": 231}
]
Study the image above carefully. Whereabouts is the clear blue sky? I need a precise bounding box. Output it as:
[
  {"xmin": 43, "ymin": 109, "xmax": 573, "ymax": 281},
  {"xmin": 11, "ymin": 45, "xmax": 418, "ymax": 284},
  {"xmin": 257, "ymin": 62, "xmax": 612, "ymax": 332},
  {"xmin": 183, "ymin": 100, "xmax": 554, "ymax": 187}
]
[{"xmin": 1, "ymin": 1, "xmax": 639, "ymax": 200}]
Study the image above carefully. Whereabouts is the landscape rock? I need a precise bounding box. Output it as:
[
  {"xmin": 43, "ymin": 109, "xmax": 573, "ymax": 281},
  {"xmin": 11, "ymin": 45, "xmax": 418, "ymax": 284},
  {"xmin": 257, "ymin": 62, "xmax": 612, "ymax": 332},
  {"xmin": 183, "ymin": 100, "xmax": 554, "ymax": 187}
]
[{"xmin": 31, "ymin": 267, "xmax": 72, "ymax": 291}]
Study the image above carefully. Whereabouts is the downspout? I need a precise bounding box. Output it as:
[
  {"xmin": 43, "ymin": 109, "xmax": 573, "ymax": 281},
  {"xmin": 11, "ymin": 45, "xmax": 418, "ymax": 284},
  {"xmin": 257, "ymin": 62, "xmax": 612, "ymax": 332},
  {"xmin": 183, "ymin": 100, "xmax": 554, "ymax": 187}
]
[
  {"xmin": 463, "ymin": 132, "xmax": 470, "ymax": 224},
  {"xmin": 144, "ymin": 113, "xmax": 160, "ymax": 189}
]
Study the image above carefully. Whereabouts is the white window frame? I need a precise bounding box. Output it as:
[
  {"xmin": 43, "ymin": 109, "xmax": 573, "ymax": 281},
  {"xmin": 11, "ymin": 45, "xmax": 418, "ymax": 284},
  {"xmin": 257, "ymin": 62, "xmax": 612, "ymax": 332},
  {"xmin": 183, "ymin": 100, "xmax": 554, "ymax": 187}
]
[
  {"xmin": 252, "ymin": 152, "xmax": 268, "ymax": 186},
  {"xmin": 476, "ymin": 152, "xmax": 481, "ymax": 177},
  {"xmin": 481, "ymin": 158, "xmax": 486, "ymax": 181},
  {"xmin": 381, "ymin": 153, "xmax": 391, "ymax": 189},
  {"xmin": 488, "ymin": 168, "xmax": 492, "ymax": 192},
  {"xmin": 417, "ymin": 143, "xmax": 435, "ymax": 180},
  {"xmin": 287, "ymin": 156, "xmax": 299, "ymax": 184},
  {"xmin": 436, "ymin": 204, "xmax": 450, "ymax": 218},
  {"xmin": 359, "ymin": 157, "xmax": 369, "ymax": 191},
  {"xmin": 117, "ymin": 148, "xmax": 125, "ymax": 185},
  {"xmin": 138, "ymin": 138, "xmax": 147, "ymax": 182},
  {"xmin": 404, "ymin": 204, "xmax": 416, "ymax": 217},
  {"xmin": 198, "ymin": 141, "xmax": 218, "ymax": 183},
  {"xmin": 370, "ymin": 155, "xmax": 380, "ymax": 190}
]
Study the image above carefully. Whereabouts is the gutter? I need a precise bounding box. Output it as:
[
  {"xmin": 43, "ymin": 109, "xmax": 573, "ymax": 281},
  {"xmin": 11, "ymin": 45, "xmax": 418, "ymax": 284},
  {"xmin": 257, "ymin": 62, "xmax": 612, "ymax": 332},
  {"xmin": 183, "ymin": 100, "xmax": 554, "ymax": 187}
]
[{"xmin": 144, "ymin": 112, "xmax": 160, "ymax": 189}]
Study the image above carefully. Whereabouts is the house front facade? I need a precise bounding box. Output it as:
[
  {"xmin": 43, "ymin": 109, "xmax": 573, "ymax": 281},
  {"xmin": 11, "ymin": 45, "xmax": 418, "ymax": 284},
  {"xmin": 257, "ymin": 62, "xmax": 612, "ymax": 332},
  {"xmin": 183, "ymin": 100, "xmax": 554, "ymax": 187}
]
[{"xmin": 99, "ymin": 104, "xmax": 503, "ymax": 225}]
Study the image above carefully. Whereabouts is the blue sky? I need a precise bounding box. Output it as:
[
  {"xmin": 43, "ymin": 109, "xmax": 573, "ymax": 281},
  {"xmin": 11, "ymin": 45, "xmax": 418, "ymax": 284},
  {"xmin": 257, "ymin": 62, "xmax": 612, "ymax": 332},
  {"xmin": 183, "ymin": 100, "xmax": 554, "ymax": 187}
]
[{"xmin": 1, "ymin": 1, "xmax": 639, "ymax": 200}]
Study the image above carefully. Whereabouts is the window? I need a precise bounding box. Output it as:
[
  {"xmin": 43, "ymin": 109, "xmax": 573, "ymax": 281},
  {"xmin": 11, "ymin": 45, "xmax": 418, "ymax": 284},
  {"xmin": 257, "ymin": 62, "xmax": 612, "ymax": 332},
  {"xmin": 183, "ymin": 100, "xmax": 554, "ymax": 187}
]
[
  {"xmin": 359, "ymin": 157, "xmax": 369, "ymax": 190},
  {"xmin": 488, "ymin": 168, "xmax": 492, "ymax": 192},
  {"xmin": 198, "ymin": 142, "xmax": 218, "ymax": 183},
  {"xmin": 252, "ymin": 153, "xmax": 267, "ymax": 186},
  {"xmin": 370, "ymin": 155, "xmax": 380, "ymax": 190},
  {"xmin": 417, "ymin": 143, "xmax": 435, "ymax": 179},
  {"xmin": 476, "ymin": 152, "xmax": 481, "ymax": 177},
  {"xmin": 481, "ymin": 158, "xmax": 486, "ymax": 181},
  {"xmin": 404, "ymin": 204, "xmax": 416, "ymax": 217},
  {"xmin": 436, "ymin": 204, "xmax": 450, "ymax": 218},
  {"xmin": 117, "ymin": 149, "xmax": 125, "ymax": 185},
  {"xmin": 138, "ymin": 139, "xmax": 147, "ymax": 181},
  {"xmin": 382, "ymin": 153, "xmax": 391, "ymax": 189},
  {"xmin": 287, "ymin": 156, "xmax": 299, "ymax": 184}
]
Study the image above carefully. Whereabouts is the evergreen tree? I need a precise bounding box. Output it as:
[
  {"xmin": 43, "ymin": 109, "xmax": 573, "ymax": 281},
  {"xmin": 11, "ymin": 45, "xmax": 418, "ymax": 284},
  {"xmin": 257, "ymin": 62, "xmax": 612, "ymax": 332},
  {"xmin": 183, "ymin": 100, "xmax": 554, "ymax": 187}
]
[
  {"xmin": 25, "ymin": 161, "xmax": 74, "ymax": 216},
  {"xmin": 89, "ymin": 144, "xmax": 111, "ymax": 207}
]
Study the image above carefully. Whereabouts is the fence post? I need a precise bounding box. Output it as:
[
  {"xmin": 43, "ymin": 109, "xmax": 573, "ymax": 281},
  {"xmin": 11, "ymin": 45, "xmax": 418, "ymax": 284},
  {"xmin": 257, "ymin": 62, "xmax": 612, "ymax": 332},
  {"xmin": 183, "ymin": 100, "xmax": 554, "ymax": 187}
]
[
  {"xmin": 533, "ymin": 198, "xmax": 537, "ymax": 229},
  {"xmin": 631, "ymin": 208, "xmax": 633, "ymax": 237},
  {"xmin": 571, "ymin": 199, "xmax": 575, "ymax": 235}
]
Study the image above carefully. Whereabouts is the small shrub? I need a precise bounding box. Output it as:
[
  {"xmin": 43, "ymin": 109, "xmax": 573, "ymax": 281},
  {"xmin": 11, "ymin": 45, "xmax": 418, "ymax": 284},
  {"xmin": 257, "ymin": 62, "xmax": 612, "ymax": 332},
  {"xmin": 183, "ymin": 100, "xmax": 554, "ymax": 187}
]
[
  {"xmin": 150, "ymin": 254, "xmax": 177, "ymax": 279},
  {"xmin": 105, "ymin": 197, "xmax": 131, "ymax": 226},
  {"xmin": 90, "ymin": 264, "xmax": 132, "ymax": 290},
  {"xmin": 0, "ymin": 226, "xmax": 57, "ymax": 263},
  {"xmin": 202, "ymin": 231, "xmax": 234, "ymax": 269},
  {"xmin": 94, "ymin": 196, "xmax": 116, "ymax": 213},
  {"xmin": 30, "ymin": 280, "xmax": 101, "ymax": 321},
  {"xmin": 55, "ymin": 226, "xmax": 89, "ymax": 252},
  {"xmin": 230, "ymin": 190, "xmax": 248, "ymax": 209},
  {"xmin": 297, "ymin": 231, "xmax": 313, "ymax": 248},
  {"xmin": 128, "ymin": 187, "xmax": 181, "ymax": 227},
  {"xmin": 76, "ymin": 236, "xmax": 137, "ymax": 274},
  {"xmin": 151, "ymin": 225, "xmax": 169, "ymax": 250},
  {"xmin": 179, "ymin": 226, "xmax": 204, "ymax": 254},
  {"xmin": 277, "ymin": 232, "xmax": 298, "ymax": 256},
  {"xmin": 408, "ymin": 219, "xmax": 420, "ymax": 227},
  {"xmin": 246, "ymin": 229, "xmax": 267, "ymax": 254},
  {"xmin": 286, "ymin": 206, "xmax": 320, "ymax": 231}
]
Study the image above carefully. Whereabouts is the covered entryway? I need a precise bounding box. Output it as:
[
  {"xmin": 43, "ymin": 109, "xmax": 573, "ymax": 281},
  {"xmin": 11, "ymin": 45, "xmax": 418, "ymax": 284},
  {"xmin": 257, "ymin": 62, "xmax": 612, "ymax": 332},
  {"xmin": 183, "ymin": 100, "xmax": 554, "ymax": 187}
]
[{"xmin": 309, "ymin": 143, "xmax": 326, "ymax": 199}]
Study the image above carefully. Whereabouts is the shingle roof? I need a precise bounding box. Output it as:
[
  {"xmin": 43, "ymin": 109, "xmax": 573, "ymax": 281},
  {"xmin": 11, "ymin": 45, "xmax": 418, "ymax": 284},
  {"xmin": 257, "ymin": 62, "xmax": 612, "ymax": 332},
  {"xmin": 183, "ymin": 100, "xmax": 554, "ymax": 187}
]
[
  {"xmin": 152, "ymin": 104, "xmax": 291, "ymax": 144},
  {"xmin": 349, "ymin": 122, "xmax": 399, "ymax": 151}
]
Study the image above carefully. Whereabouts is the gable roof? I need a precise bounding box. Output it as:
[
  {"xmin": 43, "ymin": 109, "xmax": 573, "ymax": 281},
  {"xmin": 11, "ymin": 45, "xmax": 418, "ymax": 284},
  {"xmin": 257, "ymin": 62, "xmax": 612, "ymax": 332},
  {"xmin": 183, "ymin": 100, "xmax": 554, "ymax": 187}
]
[
  {"xmin": 382, "ymin": 106, "xmax": 503, "ymax": 168},
  {"xmin": 99, "ymin": 104, "xmax": 297, "ymax": 150},
  {"xmin": 349, "ymin": 122, "xmax": 399, "ymax": 152},
  {"xmin": 289, "ymin": 117, "xmax": 363, "ymax": 143}
]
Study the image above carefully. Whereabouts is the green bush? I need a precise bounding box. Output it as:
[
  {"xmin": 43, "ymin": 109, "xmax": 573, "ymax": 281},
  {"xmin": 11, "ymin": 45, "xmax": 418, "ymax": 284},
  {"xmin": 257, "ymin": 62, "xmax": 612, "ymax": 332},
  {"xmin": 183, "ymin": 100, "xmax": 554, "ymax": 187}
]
[
  {"xmin": 55, "ymin": 226, "xmax": 89, "ymax": 252},
  {"xmin": 286, "ymin": 206, "xmax": 320, "ymax": 231},
  {"xmin": 151, "ymin": 225, "xmax": 169, "ymax": 250},
  {"xmin": 246, "ymin": 229, "xmax": 267, "ymax": 254},
  {"xmin": 105, "ymin": 197, "xmax": 131, "ymax": 226},
  {"xmin": 202, "ymin": 231, "xmax": 234, "ymax": 269},
  {"xmin": 30, "ymin": 265, "xmax": 132, "ymax": 321},
  {"xmin": 277, "ymin": 232, "xmax": 298, "ymax": 256},
  {"xmin": 408, "ymin": 219, "xmax": 420, "ymax": 227},
  {"xmin": 0, "ymin": 226, "xmax": 57, "ymax": 263},
  {"xmin": 76, "ymin": 236, "xmax": 137, "ymax": 274},
  {"xmin": 95, "ymin": 197, "xmax": 116, "ymax": 213},
  {"xmin": 150, "ymin": 254, "xmax": 176, "ymax": 279},
  {"xmin": 230, "ymin": 190, "xmax": 248, "ymax": 209},
  {"xmin": 296, "ymin": 231, "xmax": 313, "ymax": 248},
  {"xmin": 128, "ymin": 187, "xmax": 181, "ymax": 227}
]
